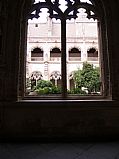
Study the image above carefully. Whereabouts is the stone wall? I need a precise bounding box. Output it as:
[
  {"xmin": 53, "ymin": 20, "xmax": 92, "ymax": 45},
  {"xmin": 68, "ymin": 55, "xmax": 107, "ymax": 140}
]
[{"xmin": 0, "ymin": 0, "xmax": 119, "ymax": 140}]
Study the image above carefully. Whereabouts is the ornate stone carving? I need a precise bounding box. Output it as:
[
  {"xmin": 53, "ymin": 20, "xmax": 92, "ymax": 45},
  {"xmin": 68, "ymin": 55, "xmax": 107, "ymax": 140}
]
[{"xmin": 28, "ymin": 0, "xmax": 98, "ymax": 20}]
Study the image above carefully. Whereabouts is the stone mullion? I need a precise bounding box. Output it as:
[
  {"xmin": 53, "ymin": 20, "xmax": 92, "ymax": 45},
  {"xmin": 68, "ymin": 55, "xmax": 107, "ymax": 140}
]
[{"xmin": 61, "ymin": 19, "xmax": 67, "ymax": 98}]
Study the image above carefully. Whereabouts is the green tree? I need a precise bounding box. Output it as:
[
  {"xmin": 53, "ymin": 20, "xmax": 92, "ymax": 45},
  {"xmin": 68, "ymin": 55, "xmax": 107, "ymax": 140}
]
[
  {"xmin": 35, "ymin": 80, "xmax": 53, "ymax": 89},
  {"xmin": 73, "ymin": 62, "xmax": 101, "ymax": 94},
  {"xmin": 34, "ymin": 80, "xmax": 61, "ymax": 95}
]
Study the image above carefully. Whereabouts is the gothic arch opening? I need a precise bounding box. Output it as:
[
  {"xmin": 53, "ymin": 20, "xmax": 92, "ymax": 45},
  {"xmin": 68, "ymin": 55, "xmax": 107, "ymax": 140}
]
[
  {"xmin": 30, "ymin": 71, "xmax": 43, "ymax": 90},
  {"xmin": 50, "ymin": 47, "xmax": 61, "ymax": 61},
  {"xmin": 68, "ymin": 47, "xmax": 81, "ymax": 61},
  {"xmin": 31, "ymin": 47, "xmax": 43, "ymax": 61},
  {"xmin": 50, "ymin": 71, "xmax": 61, "ymax": 88},
  {"xmin": 87, "ymin": 47, "xmax": 98, "ymax": 61}
]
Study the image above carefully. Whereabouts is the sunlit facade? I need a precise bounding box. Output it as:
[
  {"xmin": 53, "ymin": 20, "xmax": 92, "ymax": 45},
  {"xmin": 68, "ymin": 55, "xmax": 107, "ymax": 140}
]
[{"xmin": 26, "ymin": 9, "xmax": 99, "ymax": 91}]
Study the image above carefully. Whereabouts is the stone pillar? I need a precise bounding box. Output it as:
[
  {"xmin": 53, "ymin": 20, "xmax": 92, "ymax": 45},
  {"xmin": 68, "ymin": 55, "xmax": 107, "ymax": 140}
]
[
  {"xmin": 81, "ymin": 41, "xmax": 87, "ymax": 62},
  {"xmin": 66, "ymin": 44, "xmax": 68, "ymax": 90},
  {"xmin": 44, "ymin": 42, "xmax": 50, "ymax": 61},
  {"xmin": 43, "ymin": 43, "xmax": 50, "ymax": 80},
  {"xmin": 27, "ymin": 39, "xmax": 31, "ymax": 62},
  {"xmin": 47, "ymin": 16, "xmax": 52, "ymax": 37},
  {"xmin": 67, "ymin": 76, "xmax": 70, "ymax": 90}
]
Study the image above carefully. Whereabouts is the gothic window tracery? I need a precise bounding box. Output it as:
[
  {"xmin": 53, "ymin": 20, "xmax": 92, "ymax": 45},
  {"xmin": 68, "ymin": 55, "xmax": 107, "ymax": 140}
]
[
  {"xmin": 31, "ymin": 71, "xmax": 43, "ymax": 89},
  {"xmin": 50, "ymin": 71, "xmax": 61, "ymax": 87},
  {"xmin": 29, "ymin": 0, "xmax": 98, "ymax": 20}
]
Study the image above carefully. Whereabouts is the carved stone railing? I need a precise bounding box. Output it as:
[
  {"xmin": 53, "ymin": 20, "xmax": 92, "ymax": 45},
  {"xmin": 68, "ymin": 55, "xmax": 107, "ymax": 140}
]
[
  {"xmin": 50, "ymin": 57, "xmax": 61, "ymax": 61},
  {"xmin": 69, "ymin": 57, "xmax": 81, "ymax": 61}
]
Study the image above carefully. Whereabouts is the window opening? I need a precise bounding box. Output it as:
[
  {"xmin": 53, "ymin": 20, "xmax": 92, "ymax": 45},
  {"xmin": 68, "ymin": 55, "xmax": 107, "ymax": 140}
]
[
  {"xmin": 50, "ymin": 47, "xmax": 61, "ymax": 61},
  {"xmin": 25, "ymin": 0, "xmax": 105, "ymax": 99},
  {"xmin": 26, "ymin": 71, "xmax": 43, "ymax": 95},
  {"xmin": 69, "ymin": 48, "xmax": 81, "ymax": 61},
  {"xmin": 35, "ymin": 23, "xmax": 38, "ymax": 27},
  {"xmin": 87, "ymin": 47, "xmax": 98, "ymax": 61},
  {"xmin": 50, "ymin": 71, "xmax": 61, "ymax": 88},
  {"xmin": 31, "ymin": 47, "xmax": 43, "ymax": 61}
]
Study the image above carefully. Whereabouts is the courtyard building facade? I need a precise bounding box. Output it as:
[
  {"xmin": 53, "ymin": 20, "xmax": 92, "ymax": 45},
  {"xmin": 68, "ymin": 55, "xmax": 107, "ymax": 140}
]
[{"xmin": 26, "ymin": 9, "xmax": 99, "ymax": 92}]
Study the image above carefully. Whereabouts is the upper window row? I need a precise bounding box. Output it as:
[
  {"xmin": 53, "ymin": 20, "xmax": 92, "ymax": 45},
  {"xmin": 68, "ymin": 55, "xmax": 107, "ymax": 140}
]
[{"xmin": 30, "ymin": 47, "xmax": 98, "ymax": 61}]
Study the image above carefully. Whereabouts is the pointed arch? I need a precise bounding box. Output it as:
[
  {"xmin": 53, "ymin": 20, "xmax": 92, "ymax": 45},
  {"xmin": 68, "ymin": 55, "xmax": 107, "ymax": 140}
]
[
  {"xmin": 18, "ymin": 0, "xmax": 111, "ymax": 99},
  {"xmin": 50, "ymin": 47, "xmax": 61, "ymax": 61},
  {"xmin": 31, "ymin": 47, "xmax": 44, "ymax": 61},
  {"xmin": 30, "ymin": 71, "xmax": 43, "ymax": 89},
  {"xmin": 68, "ymin": 47, "xmax": 81, "ymax": 61},
  {"xmin": 50, "ymin": 71, "xmax": 61, "ymax": 87},
  {"xmin": 87, "ymin": 47, "xmax": 98, "ymax": 61}
]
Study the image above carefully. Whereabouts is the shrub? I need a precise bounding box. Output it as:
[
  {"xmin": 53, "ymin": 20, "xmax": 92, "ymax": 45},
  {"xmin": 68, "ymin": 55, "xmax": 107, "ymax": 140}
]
[
  {"xmin": 68, "ymin": 87, "xmax": 87, "ymax": 95},
  {"xmin": 34, "ymin": 80, "xmax": 61, "ymax": 95},
  {"xmin": 36, "ymin": 80, "xmax": 53, "ymax": 89},
  {"xmin": 73, "ymin": 62, "xmax": 101, "ymax": 93}
]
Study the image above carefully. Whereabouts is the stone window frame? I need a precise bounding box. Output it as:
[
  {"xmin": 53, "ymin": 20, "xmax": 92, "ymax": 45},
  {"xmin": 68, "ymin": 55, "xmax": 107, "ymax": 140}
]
[{"xmin": 18, "ymin": 0, "xmax": 111, "ymax": 100}]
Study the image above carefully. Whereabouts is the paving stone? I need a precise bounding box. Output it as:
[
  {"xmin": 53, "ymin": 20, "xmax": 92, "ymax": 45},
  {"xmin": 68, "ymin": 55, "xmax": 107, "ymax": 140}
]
[{"xmin": 0, "ymin": 142, "xmax": 119, "ymax": 159}]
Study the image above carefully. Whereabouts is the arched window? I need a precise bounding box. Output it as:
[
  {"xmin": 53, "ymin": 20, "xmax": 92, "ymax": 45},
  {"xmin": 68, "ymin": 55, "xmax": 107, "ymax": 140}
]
[
  {"xmin": 30, "ymin": 71, "xmax": 43, "ymax": 90},
  {"xmin": 87, "ymin": 47, "xmax": 98, "ymax": 61},
  {"xmin": 69, "ymin": 47, "xmax": 81, "ymax": 61},
  {"xmin": 23, "ymin": 0, "xmax": 110, "ymax": 99},
  {"xmin": 50, "ymin": 71, "xmax": 61, "ymax": 87},
  {"xmin": 50, "ymin": 47, "xmax": 61, "ymax": 61},
  {"xmin": 31, "ymin": 47, "xmax": 43, "ymax": 61}
]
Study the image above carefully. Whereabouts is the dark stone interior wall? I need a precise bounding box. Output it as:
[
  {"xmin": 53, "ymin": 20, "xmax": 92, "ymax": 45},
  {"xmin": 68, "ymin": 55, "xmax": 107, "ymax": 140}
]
[{"xmin": 0, "ymin": 0, "xmax": 119, "ymax": 140}]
